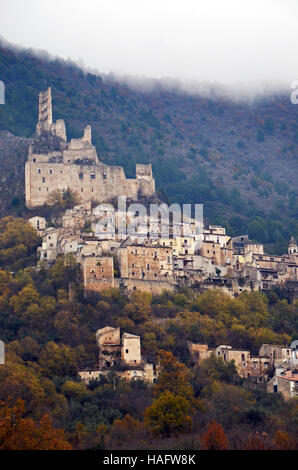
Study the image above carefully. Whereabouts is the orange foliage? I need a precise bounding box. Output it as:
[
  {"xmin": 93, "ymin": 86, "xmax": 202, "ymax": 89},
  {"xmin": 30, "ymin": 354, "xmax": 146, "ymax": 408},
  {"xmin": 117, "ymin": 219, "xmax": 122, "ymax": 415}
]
[
  {"xmin": 0, "ymin": 398, "xmax": 71, "ymax": 450},
  {"xmin": 108, "ymin": 414, "xmax": 147, "ymax": 447},
  {"xmin": 274, "ymin": 430, "xmax": 294, "ymax": 450},
  {"xmin": 244, "ymin": 433, "xmax": 270, "ymax": 450},
  {"xmin": 201, "ymin": 420, "xmax": 228, "ymax": 450}
]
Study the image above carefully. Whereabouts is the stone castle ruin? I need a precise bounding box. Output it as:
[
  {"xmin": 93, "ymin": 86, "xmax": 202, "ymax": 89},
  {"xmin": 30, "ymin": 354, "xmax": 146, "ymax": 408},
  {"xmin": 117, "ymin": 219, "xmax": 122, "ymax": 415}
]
[{"xmin": 25, "ymin": 87, "xmax": 156, "ymax": 208}]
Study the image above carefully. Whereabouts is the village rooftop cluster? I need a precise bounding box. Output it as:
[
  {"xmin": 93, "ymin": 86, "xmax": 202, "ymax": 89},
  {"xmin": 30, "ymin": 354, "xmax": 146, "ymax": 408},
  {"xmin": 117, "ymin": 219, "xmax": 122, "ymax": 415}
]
[{"xmin": 25, "ymin": 89, "xmax": 298, "ymax": 399}]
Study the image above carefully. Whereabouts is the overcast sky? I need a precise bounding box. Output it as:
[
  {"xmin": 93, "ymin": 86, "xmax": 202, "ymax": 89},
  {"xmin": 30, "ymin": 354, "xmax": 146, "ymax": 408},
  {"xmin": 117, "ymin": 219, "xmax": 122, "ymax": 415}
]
[{"xmin": 1, "ymin": 0, "xmax": 298, "ymax": 95}]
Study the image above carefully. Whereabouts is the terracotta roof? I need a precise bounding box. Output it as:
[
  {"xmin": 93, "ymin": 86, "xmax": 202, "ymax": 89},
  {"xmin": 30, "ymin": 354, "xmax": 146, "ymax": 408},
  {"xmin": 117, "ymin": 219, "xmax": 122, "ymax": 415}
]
[{"xmin": 277, "ymin": 370, "xmax": 298, "ymax": 381}]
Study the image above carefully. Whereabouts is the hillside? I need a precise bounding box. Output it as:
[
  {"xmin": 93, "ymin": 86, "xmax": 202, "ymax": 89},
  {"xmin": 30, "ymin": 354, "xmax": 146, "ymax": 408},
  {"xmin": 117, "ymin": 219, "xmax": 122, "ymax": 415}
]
[
  {"xmin": 0, "ymin": 41, "xmax": 297, "ymax": 253},
  {"xmin": 0, "ymin": 219, "xmax": 297, "ymax": 450}
]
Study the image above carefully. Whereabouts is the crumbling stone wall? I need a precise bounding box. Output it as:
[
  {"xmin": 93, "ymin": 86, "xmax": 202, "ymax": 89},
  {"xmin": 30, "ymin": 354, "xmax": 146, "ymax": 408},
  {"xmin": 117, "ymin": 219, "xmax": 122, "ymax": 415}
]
[
  {"xmin": 25, "ymin": 88, "xmax": 155, "ymax": 207},
  {"xmin": 82, "ymin": 255, "xmax": 114, "ymax": 292}
]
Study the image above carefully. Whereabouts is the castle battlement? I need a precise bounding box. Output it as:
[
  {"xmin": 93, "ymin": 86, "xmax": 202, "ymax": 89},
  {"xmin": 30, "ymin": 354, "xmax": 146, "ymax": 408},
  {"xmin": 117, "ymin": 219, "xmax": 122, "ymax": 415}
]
[{"xmin": 25, "ymin": 88, "xmax": 155, "ymax": 208}]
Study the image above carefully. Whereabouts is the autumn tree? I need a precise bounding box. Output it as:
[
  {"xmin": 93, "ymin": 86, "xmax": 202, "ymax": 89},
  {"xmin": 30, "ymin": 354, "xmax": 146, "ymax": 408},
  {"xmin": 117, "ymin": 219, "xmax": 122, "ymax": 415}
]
[
  {"xmin": 0, "ymin": 398, "xmax": 71, "ymax": 450},
  {"xmin": 144, "ymin": 350, "xmax": 197, "ymax": 437},
  {"xmin": 0, "ymin": 217, "xmax": 40, "ymax": 270},
  {"xmin": 123, "ymin": 292, "xmax": 152, "ymax": 324},
  {"xmin": 108, "ymin": 414, "xmax": 147, "ymax": 448},
  {"xmin": 144, "ymin": 391, "xmax": 193, "ymax": 437},
  {"xmin": 273, "ymin": 430, "xmax": 295, "ymax": 450},
  {"xmin": 243, "ymin": 433, "xmax": 270, "ymax": 450},
  {"xmin": 154, "ymin": 350, "xmax": 194, "ymax": 403},
  {"xmin": 201, "ymin": 420, "xmax": 229, "ymax": 450},
  {"xmin": 39, "ymin": 341, "xmax": 78, "ymax": 378}
]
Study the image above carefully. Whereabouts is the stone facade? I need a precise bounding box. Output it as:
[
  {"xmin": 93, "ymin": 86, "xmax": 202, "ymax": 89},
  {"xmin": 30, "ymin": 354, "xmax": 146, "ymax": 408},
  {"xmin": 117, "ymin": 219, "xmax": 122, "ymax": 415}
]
[
  {"xmin": 78, "ymin": 370, "xmax": 101, "ymax": 384},
  {"xmin": 188, "ymin": 343, "xmax": 213, "ymax": 362},
  {"xmin": 82, "ymin": 255, "xmax": 114, "ymax": 293},
  {"xmin": 116, "ymin": 278, "xmax": 175, "ymax": 296},
  {"xmin": 117, "ymin": 244, "xmax": 174, "ymax": 283},
  {"xmin": 267, "ymin": 371, "xmax": 298, "ymax": 400},
  {"xmin": 28, "ymin": 216, "xmax": 46, "ymax": 233},
  {"xmin": 25, "ymin": 88, "xmax": 155, "ymax": 208},
  {"xmin": 26, "ymin": 101, "xmax": 298, "ymax": 300},
  {"xmin": 121, "ymin": 333, "xmax": 142, "ymax": 366},
  {"xmin": 259, "ymin": 344, "xmax": 292, "ymax": 366},
  {"xmin": 189, "ymin": 342, "xmax": 271, "ymax": 381},
  {"xmin": 96, "ymin": 326, "xmax": 121, "ymax": 369},
  {"xmin": 32, "ymin": 200, "xmax": 298, "ymax": 299},
  {"xmin": 79, "ymin": 326, "xmax": 156, "ymax": 383}
]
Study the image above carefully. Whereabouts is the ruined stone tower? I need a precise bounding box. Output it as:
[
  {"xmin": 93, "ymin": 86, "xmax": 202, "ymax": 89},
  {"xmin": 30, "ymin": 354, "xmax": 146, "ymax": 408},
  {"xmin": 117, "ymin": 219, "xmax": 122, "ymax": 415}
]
[
  {"xmin": 25, "ymin": 88, "xmax": 155, "ymax": 208},
  {"xmin": 36, "ymin": 87, "xmax": 52, "ymax": 135}
]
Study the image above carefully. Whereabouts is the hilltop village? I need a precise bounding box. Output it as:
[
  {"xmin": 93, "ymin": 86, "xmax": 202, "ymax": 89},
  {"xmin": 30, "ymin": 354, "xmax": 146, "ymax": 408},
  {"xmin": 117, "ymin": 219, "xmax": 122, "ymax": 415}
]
[
  {"xmin": 26, "ymin": 89, "xmax": 298, "ymax": 300},
  {"xmin": 25, "ymin": 89, "xmax": 298, "ymax": 398}
]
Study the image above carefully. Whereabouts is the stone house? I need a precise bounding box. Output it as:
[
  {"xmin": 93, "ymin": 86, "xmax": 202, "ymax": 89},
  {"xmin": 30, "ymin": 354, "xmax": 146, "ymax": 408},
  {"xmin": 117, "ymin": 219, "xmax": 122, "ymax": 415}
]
[
  {"xmin": 152, "ymin": 235, "xmax": 199, "ymax": 257},
  {"xmin": 96, "ymin": 326, "xmax": 121, "ymax": 369},
  {"xmin": 188, "ymin": 342, "xmax": 270, "ymax": 381},
  {"xmin": 117, "ymin": 244, "xmax": 174, "ymax": 283},
  {"xmin": 203, "ymin": 225, "xmax": 230, "ymax": 247},
  {"xmin": 199, "ymin": 240, "xmax": 233, "ymax": 274},
  {"xmin": 82, "ymin": 255, "xmax": 114, "ymax": 293},
  {"xmin": 259, "ymin": 344, "xmax": 292, "ymax": 367},
  {"xmin": 28, "ymin": 216, "xmax": 46, "ymax": 234},
  {"xmin": 78, "ymin": 326, "xmax": 156, "ymax": 384},
  {"xmin": 267, "ymin": 370, "xmax": 298, "ymax": 400},
  {"xmin": 38, "ymin": 227, "xmax": 61, "ymax": 263},
  {"xmin": 187, "ymin": 343, "xmax": 213, "ymax": 362}
]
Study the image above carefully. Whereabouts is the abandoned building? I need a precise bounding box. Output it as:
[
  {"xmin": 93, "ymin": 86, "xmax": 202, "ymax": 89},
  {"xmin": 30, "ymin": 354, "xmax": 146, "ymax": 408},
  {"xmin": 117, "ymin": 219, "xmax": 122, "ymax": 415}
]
[
  {"xmin": 25, "ymin": 88, "xmax": 156, "ymax": 208},
  {"xmin": 78, "ymin": 326, "xmax": 156, "ymax": 384},
  {"xmin": 188, "ymin": 342, "xmax": 271, "ymax": 382},
  {"xmin": 188, "ymin": 340, "xmax": 298, "ymax": 398}
]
